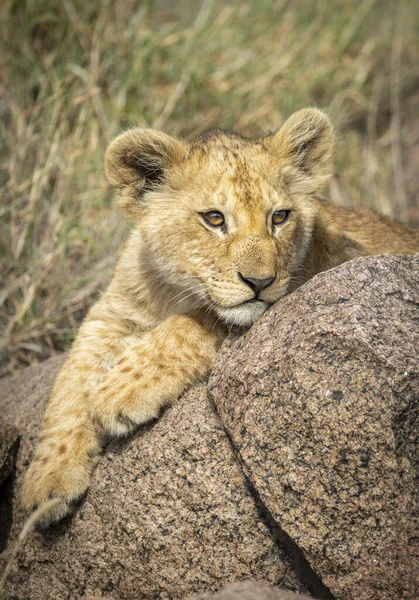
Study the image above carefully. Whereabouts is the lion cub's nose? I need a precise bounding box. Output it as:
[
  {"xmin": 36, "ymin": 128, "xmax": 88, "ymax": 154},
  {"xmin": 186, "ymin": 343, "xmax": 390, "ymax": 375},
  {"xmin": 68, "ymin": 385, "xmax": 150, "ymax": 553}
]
[{"xmin": 238, "ymin": 274, "xmax": 276, "ymax": 296}]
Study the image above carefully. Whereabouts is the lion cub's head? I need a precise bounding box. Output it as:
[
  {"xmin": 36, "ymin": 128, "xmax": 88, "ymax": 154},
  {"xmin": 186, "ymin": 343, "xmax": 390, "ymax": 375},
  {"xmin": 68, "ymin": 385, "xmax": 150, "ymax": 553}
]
[{"xmin": 105, "ymin": 108, "xmax": 334, "ymax": 327}]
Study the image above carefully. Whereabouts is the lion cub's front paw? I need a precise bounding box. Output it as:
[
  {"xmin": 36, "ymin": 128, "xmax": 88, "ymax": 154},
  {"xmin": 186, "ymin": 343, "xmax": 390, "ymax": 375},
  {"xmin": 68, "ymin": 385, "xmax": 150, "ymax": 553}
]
[
  {"xmin": 93, "ymin": 359, "xmax": 164, "ymax": 437},
  {"xmin": 21, "ymin": 455, "xmax": 91, "ymax": 526}
]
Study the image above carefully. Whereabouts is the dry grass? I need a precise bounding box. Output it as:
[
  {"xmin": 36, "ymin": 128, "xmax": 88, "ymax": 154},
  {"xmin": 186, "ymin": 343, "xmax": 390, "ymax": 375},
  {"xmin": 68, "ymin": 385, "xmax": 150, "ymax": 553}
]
[{"xmin": 0, "ymin": 0, "xmax": 418, "ymax": 377}]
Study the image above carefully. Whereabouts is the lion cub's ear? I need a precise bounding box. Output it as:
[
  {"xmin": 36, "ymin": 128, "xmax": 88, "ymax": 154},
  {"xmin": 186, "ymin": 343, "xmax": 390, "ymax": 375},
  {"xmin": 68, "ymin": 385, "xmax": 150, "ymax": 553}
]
[
  {"xmin": 265, "ymin": 108, "xmax": 335, "ymax": 194},
  {"xmin": 105, "ymin": 128, "xmax": 186, "ymax": 217}
]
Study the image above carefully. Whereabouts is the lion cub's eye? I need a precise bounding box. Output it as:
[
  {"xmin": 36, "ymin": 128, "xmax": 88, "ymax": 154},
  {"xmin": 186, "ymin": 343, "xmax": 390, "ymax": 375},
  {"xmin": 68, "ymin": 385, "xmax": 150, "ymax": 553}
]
[
  {"xmin": 272, "ymin": 210, "xmax": 290, "ymax": 226},
  {"xmin": 202, "ymin": 211, "xmax": 225, "ymax": 228}
]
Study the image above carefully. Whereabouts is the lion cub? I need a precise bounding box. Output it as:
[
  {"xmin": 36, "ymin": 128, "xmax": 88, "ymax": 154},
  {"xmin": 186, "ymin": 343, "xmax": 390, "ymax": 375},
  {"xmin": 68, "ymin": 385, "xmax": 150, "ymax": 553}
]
[{"xmin": 22, "ymin": 108, "xmax": 419, "ymax": 524}]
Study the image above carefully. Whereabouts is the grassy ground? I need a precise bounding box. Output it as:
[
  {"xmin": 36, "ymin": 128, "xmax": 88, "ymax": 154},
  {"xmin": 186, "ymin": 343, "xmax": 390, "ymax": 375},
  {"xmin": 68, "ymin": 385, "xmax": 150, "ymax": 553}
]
[{"xmin": 1, "ymin": 0, "xmax": 418, "ymax": 377}]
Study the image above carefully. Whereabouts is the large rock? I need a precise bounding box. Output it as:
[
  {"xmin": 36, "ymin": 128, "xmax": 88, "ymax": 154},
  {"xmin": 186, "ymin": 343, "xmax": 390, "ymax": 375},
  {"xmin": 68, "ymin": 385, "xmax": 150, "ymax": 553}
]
[
  {"xmin": 2, "ymin": 253, "xmax": 417, "ymax": 600},
  {"xmin": 209, "ymin": 254, "xmax": 419, "ymax": 600},
  {"xmin": 0, "ymin": 358, "xmax": 306, "ymax": 599}
]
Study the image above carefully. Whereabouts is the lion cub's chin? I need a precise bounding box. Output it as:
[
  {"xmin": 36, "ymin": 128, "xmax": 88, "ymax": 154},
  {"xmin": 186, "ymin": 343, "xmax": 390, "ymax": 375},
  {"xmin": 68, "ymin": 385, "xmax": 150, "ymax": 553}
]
[{"xmin": 216, "ymin": 300, "xmax": 269, "ymax": 329}]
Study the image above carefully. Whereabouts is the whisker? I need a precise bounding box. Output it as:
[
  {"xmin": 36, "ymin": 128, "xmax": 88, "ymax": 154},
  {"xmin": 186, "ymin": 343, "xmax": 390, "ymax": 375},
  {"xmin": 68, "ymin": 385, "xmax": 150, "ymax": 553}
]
[
  {"xmin": 174, "ymin": 286, "xmax": 207, "ymax": 306},
  {"xmin": 175, "ymin": 292, "xmax": 204, "ymax": 306},
  {"xmin": 211, "ymin": 313, "xmax": 224, "ymax": 332},
  {"xmin": 169, "ymin": 285, "xmax": 203, "ymax": 302},
  {"xmin": 189, "ymin": 297, "xmax": 206, "ymax": 311},
  {"xmin": 169, "ymin": 283, "xmax": 206, "ymax": 304}
]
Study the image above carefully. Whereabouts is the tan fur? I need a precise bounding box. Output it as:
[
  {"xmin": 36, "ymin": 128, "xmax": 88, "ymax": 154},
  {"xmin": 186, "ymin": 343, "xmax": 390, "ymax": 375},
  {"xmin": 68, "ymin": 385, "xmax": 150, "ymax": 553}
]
[{"xmin": 21, "ymin": 108, "xmax": 419, "ymax": 524}]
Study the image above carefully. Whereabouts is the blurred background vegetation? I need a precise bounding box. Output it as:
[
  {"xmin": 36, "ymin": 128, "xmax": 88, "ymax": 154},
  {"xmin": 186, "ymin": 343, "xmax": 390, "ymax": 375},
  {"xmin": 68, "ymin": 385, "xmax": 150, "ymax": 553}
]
[{"xmin": 1, "ymin": 0, "xmax": 418, "ymax": 377}]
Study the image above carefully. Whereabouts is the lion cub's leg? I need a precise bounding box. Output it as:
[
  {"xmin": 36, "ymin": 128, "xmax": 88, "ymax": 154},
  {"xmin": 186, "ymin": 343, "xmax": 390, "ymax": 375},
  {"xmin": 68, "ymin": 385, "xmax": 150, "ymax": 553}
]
[
  {"xmin": 21, "ymin": 314, "xmax": 220, "ymax": 524},
  {"xmin": 21, "ymin": 362, "xmax": 105, "ymax": 524},
  {"xmin": 21, "ymin": 325, "xmax": 121, "ymax": 523},
  {"xmin": 91, "ymin": 314, "xmax": 221, "ymax": 435}
]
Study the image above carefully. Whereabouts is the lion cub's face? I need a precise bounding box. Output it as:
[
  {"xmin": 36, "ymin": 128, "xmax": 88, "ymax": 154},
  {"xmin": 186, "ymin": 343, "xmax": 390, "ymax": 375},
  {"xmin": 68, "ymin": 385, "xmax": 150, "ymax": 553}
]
[{"xmin": 105, "ymin": 109, "xmax": 334, "ymax": 327}]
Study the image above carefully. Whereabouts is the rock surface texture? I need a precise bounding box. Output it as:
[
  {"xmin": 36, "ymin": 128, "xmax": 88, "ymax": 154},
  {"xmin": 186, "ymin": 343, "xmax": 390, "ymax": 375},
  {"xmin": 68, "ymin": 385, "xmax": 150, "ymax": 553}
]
[
  {"xmin": 0, "ymin": 253, "xmax": 418, "ymax": 600},
  {"xmin": 0, "ymin": 360, "xmax": 304, "ymax": 600},
  {"xmin": 209, "ymin": 254, "xmax": 419, "ymax": 600}
]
